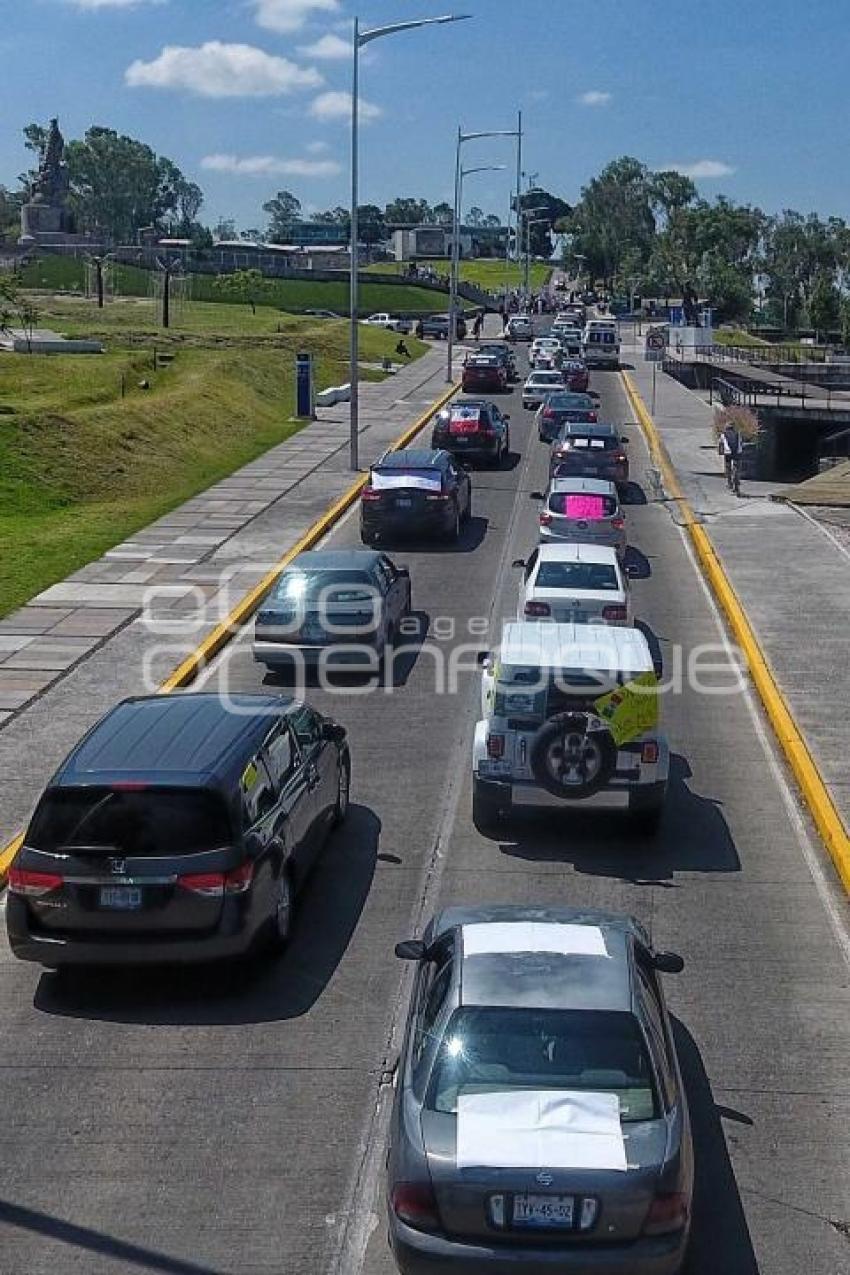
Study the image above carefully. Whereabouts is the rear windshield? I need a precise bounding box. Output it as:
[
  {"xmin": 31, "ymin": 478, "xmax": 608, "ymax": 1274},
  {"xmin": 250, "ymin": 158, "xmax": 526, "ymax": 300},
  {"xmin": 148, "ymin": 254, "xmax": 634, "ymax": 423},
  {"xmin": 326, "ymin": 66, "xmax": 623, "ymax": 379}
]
[
  {"xmin": 560, "ymin": 434, "xmax": 616, "ymax": 449},
  {"xmin": 548, "ymin": 394, "xmax": 592, "ymax": 410},
  {"xmin": 586, "ymin": 331, "xmax": 617, "ymax": 345},
  {"xmin": 273, "ymin": 569, "xmax": 374, "ymax": 604},
  {"xmin": 427, "ymin": 1007, "xmax": 657, "ymax": 1122},
  {"xmin": 371, "ymin": 467, "xmax": 442, "ymax": 492},
  {"xmin": 531, "ymin": 373, "xmax": 563, "ymax": 385},
  {"xmin": 549, "ymin": 493, "xmax": 617, "ymax": 518},
  {"xmin": 535, "ymin": 562, "xmax": 619, "ymax": 590},
  {"xmin": 28, "ymin": 787, "xmax": 231, "ymax": 856}
]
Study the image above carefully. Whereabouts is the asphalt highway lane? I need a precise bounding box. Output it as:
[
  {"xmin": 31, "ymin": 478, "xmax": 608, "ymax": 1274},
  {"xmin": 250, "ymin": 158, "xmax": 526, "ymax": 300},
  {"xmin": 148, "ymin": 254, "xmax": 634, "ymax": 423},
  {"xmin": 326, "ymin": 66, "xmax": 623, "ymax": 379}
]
[{"xmin": 0, "ymin": 335, "xmax": 848, "ymax": 1275}]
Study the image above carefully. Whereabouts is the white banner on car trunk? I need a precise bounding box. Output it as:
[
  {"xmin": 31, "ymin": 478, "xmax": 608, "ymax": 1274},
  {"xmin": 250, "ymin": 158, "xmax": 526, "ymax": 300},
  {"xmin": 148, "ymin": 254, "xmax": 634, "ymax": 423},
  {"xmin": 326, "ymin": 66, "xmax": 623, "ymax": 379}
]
[{"xmin": 456, "ymin": 1089, "xmax": 628, "ymax": 1172}]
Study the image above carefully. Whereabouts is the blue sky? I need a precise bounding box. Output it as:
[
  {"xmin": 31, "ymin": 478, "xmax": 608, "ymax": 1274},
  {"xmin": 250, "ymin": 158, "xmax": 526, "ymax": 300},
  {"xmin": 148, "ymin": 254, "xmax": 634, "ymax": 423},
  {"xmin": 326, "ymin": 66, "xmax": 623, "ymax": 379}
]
[{"xmin": 3, "ymin": 0, "xmax": 850, "ymax": 231}]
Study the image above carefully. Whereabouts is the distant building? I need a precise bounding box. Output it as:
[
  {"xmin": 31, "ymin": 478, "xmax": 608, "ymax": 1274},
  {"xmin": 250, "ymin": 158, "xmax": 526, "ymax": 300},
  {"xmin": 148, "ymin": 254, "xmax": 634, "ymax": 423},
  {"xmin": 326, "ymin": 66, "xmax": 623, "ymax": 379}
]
[{"xmin": 391, "ymin": 223, "xmax": 508, "ymax": 262}]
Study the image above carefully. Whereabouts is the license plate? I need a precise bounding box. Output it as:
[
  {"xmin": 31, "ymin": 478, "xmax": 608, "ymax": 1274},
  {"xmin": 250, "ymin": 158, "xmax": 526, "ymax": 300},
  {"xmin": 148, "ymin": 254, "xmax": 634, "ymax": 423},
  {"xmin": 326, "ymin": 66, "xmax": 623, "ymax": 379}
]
[
  {"xmin": 395, "ymin": 497, "xmax": 413, "ymax": 508},
  {"xmin": 99, "ymin": 886, "xmax": 142, "ymax": 910},
  {"xmin": 513, "ymin": 1193, "xmax": 574, "ymax": 1228},
  {"xmin": 581, "ymin": 466, "xmax": 597, "ymax": 475}
]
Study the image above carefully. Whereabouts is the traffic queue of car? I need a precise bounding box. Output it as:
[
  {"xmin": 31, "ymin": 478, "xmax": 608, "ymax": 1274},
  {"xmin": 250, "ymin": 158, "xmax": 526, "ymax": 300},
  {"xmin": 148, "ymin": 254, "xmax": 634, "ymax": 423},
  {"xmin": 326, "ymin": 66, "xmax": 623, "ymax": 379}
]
[{"xmin": 4, "ymin": 310, "xmax": 692, "ymax": 1275}]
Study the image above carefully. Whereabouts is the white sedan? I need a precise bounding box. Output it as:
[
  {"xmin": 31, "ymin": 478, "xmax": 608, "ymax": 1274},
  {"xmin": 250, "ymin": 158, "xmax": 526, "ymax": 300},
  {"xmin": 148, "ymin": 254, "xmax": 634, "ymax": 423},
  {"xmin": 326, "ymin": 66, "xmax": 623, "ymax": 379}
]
[
  {"xmin": 522, "ymin": 369, "xmax": 565, "ymax": 409},
  {"xmin": 514, "ymin": 542, "xmax": 632, "ymax": 625}
]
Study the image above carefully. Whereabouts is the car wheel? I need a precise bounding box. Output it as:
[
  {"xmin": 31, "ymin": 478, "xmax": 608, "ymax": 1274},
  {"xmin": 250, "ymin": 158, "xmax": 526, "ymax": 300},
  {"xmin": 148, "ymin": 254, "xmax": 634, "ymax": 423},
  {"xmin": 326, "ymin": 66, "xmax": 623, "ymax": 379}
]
[
  {"xmin": 266, "ymin": 866, "xmax": 293, "ymax": 955},
  {"xmin": 332, "ymin": 756, "xmax": 351, "ymax": 827},
  {"xmin": 473, "ymin": 778, "xmax": 502, "ymax": 833}
]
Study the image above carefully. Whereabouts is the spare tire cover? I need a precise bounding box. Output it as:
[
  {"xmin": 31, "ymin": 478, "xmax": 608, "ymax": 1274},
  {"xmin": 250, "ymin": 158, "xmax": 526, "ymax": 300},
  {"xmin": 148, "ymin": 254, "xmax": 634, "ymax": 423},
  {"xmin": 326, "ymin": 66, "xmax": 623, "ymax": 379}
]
[{"xmin": 530, "ymin": 712, "xmax": 617, "ymax": 799}]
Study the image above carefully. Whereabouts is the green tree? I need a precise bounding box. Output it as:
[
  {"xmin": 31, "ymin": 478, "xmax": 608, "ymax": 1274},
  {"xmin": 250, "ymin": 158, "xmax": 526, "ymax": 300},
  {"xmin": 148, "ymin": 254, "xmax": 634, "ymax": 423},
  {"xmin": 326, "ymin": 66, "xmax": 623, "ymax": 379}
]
[
  {"xmin": 384, "ymin": 197, "xmax": 432, "ymax": 224},
  {"xmin": 431, "ymin": 201, "xmax": 454, "ymax": 226},
  {"xmin": 466, "ymin": 206, "xmax": 484, "ymax": 227},
  {"xmin": 696, "ymin": 250, "xmax": 753, "ymax": 323},
  {"xmin": 0, "ymin": 186, "xmax": 22, "ymax": 241},
  {"xmin": 357, "ymin": 204, "xmax": 385, "ymax": 245},
  {"xmin": 808, "ymin": 270, "xmax": 840, "ymax": 339},
  {"xmin": 212, "ymin": 269, "xmax": 272, "ymax": 315},
  {"xmin": 517, "ymin": 188, "xmax": 571, "ymax": 258},
  {"xmin": 566, "ymin": 157, "xmax": 655, "ymax": 285},
  {"xmin": 213, "ymin": 218, "xmax": 237, "ymax": 240},
  {"xmin": 0, "ymin": 276, "xmax": 39, "ymax": 352},
  {"xmin": 483, "ymin": 213, "xmax": 502, "ymax": 228},
  {"xmin": 263, "ymin": 190, "xmax": 302, "ymax": 241}
]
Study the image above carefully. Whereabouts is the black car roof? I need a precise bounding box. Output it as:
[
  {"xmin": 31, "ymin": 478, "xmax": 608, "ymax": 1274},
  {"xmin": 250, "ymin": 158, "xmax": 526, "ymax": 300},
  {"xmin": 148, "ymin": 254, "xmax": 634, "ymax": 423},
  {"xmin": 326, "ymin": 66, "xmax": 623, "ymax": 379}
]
[
  {"xmin": 287, "ymin": 549, "xmax": 382, "ymax": 572},
  {"xmin": 375, "ymin": 448, "xmax": 446, "ymax": 469},
  {"xmin": 54, "ymin": 693, "xmax": 289, "ymax": 787}
]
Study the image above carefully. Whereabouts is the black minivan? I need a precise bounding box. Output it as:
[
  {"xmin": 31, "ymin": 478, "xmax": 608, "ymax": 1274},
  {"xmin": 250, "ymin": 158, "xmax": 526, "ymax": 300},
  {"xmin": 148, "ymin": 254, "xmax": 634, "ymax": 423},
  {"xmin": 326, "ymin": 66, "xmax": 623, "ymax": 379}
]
[{"xmin": 6, "ymin": 693, "xmax": 350, "ymax": 967}]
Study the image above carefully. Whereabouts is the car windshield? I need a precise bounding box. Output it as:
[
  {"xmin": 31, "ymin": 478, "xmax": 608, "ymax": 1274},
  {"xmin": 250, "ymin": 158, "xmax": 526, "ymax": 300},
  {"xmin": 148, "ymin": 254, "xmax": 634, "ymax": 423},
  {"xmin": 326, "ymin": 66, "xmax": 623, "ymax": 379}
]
[
  {"xmin": 273, "ymin": 569, "xmax": 375, "ymax": 604},
  {"xmin": 28, "ymin": 787, "xmax": 231, "ymax": 856},
  {"xmin": 535, "ymin": 562, "xmax": 619, "ymax": 590},
  {"xmin": 427, "ymin": 1007, "xmax": 658, "ymax": 1122},
  {"xmin": 549, "ymin": 492, "xmax": 617, "ymax": 519},
  {"xmin": 371, "ymin": 467, "xmax": 442, "ymax": 492}
]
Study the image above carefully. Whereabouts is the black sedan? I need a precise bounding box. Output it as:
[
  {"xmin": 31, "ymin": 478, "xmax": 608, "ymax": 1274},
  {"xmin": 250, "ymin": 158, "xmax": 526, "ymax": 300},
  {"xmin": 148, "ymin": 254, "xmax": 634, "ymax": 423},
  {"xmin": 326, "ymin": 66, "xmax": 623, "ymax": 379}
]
[
  {"xmin": 536, "ymin": 391, "xmax": 598, "ymax": 442},
  {"xmin": 478, "ymin": 342, "xmax": 518, "ymax": 381},
  {"xmin": 549, "ymin": 421, "xmax": 630, "ymax": 487},
  {"xmin": 431, "ymin": 400, "xmax": 510, "ymax": 467},
  {"xmin": 360, "ymin": 448, "xmax": 472, "ymax": 544}
]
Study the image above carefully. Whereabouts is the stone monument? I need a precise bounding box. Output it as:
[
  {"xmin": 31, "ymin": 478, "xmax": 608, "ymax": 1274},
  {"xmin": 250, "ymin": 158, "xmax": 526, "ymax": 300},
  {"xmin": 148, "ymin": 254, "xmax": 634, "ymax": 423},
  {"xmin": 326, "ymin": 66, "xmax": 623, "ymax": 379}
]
[{"xmin": 19, "ymin": 118, "xmax": 75, "ymax": 244}]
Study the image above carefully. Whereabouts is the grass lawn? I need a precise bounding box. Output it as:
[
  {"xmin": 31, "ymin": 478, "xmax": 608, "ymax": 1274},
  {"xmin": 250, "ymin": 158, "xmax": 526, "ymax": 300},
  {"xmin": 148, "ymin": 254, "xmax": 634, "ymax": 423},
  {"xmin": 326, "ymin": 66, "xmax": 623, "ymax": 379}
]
[
  {"xmin": 17, "ymin": 255, "xmax": 447, "ymax": 316},
  {"xmin": 365, "ymin": 258, "xmax": 553, "ymax": 291},
  {"xmin": 714, "ymin": 328, "xmax": 771, "ymax": 347},
  {"xmin": 0, "ymin": 299, "xmax": 426, "ymax": 618}
]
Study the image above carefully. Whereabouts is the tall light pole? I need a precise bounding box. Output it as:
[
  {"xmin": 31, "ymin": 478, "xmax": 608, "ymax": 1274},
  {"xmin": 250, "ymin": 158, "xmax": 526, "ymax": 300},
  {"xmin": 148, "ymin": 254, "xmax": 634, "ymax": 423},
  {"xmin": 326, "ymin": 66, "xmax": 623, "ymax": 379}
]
[
  {"xmin": 448, "ymin": 126, "xmax": 514, "ymax": 379},
  {"xmin": 522, "ymin": 208, "xmax": 549, "ymax": 299},
  {"xmin": 349, "ymin": 13, "xmax": 471, "ymax": 471}
]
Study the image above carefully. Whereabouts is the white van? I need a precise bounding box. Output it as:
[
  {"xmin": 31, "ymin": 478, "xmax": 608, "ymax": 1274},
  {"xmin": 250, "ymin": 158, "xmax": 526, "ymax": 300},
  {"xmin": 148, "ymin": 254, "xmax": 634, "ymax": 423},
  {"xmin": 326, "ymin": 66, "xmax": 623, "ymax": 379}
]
[
  {"xmin": 472, "ymin": 622, "xmax": 668, "ymax": 831},
  {"xmin": 582, "ymin": 326, "xmax": 620, "ymax": 368}
]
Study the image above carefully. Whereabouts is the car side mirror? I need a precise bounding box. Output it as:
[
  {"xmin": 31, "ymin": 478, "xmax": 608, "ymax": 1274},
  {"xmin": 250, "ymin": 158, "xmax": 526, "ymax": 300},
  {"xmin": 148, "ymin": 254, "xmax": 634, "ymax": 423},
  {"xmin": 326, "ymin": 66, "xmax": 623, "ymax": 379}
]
[
  {"xmin": 653, "ymin": 950, "xmax": 685, "ymax": 974},
  {"xmin": 512, "ymin": 558, "xmax": 526, "ymax": 569},
  {"xmin": 396, "ymin": 566, "xmax": 410, "ymax": 578},
  {"xmin": 395, "ymin": 939, "xmax": 427, "ymax": 962},
  {"xmin": 624, "ymin": 562, "xmax": 640, "ymax": 579},
  {"xmin": 321, "ymin": 721, "xmax": 347, "ymax": 744}
]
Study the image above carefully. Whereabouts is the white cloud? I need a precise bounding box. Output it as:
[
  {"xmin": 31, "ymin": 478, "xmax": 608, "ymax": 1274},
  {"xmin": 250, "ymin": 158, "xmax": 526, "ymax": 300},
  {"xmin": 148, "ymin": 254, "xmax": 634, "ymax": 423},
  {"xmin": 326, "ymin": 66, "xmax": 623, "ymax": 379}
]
[
  {"xmin": 310, "ymin": 90, "xmax": 381, "ymax": 122},
  {"xmin": 297, "ymin": 32, "xmax": 351, "ymax": 59},
  {"xmin": 253, "ymin": 0, "xmax": 340, "ymax": 33},
  {"xmin": 578, "ymin": 90, "xmax": 611, "ymax": 107},
  {"xmin": 664, "ymin": 159, "xmax": 736, "ymax": 179},
  {"xmin": 305, "ymin": 140, "xmax": 330, "ymax": 153},
  {"xmin": 125, "ymin": 41, "xmax": 322, "ymax": 97},
  {"xmin": 201, "ymin": 153, "xmax": 341, "ymax": 177}
]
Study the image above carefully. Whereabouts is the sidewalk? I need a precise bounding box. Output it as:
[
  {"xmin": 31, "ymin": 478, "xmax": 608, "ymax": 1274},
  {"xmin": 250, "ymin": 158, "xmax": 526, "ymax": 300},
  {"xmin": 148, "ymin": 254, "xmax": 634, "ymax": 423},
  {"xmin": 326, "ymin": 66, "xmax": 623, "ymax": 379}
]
[
  {"xmin": 623, "ymin": 328, "xmax": 850, "ymax": 840},
  {"xmin": 0, "ymin": 342, "xmax": 465, "ymax": 847}
]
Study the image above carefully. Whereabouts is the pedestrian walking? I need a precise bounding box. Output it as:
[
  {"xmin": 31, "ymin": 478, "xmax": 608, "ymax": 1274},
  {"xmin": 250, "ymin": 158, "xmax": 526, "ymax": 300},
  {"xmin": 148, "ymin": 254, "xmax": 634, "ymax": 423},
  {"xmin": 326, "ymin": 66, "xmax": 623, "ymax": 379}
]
[
  {"xmin": 472, "ymin": 309, "xmax": 484, "ymax": 340},
  {"xmin": 718, "ymin": 422, "xmax": 743, "ymax": 495}
]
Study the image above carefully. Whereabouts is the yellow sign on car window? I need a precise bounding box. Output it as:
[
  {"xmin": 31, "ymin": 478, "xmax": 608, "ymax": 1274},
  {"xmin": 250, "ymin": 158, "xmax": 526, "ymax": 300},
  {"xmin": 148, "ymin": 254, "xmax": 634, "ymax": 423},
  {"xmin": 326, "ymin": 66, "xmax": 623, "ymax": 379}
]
[{"xmin": 593, "ymin": 672, "xmax": 659, "ymax": 746}]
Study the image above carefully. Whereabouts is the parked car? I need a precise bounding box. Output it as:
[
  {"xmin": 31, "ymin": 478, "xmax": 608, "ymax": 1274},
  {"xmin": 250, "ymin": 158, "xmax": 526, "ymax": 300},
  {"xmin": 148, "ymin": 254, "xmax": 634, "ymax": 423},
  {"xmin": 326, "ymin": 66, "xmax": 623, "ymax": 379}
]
[
  {"xmin": 549, "ymin": 421, "xmax": 630, "ymax": 488},
  {"xmin": 537, "ymin": 475, "xmax": 627, "ymax": 555},
  {"xmin": 6, "ymin": 693, "xmax": 350, "ymax": 966},
  {"xmin": 362, "ymin": 312, "xmax": 412, "ymax": 334},
  {"xmin": 360, "ymin": 448, "xmax": 472, "ymax": 544},
  {"xmin": 416, "ymin": 313, "xmax": 467, "ymax": 340},
  {"xmin": 536, "ymin": 391, "xmax": 597, "ymax": 442},
  {"xmin": 505, "ymin": 315, "xmax": 534, "ymax": 341},
  {"xmin": 462, "ymin": 354, "xmax": 507, "ymax": 394},
  {"xmin": 389, "ymin": 904, "xmax": 691, "ymax": 1272},
  {"xmin": 522, "ymin": 369, "xmax": 566, "ymax": 410},
  {"xmin": 303, "ymin": 309, "xmax": 341, "ymax": 319},
  {"xmin": 253, "ymin": 549, "xmax": 412, "ymax": 672},
  {"xmin": 431, "ymin": 399, "xmax": 511, "ymax": 467},
  {"xmin": 514, "ymin": 543, "xmax": 632, "ymax": 625},
  {"xmin": 472, "ymin": 623, "xmax": 669, "ymax": 828}
]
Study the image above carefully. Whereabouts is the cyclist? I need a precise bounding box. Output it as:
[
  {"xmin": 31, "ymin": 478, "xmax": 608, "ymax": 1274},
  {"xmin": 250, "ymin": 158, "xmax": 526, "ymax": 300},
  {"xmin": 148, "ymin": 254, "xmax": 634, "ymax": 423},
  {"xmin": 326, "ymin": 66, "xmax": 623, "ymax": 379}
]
[{"xmin": 718, "ymin": 422, "xmax": 743, "ymax": 494}]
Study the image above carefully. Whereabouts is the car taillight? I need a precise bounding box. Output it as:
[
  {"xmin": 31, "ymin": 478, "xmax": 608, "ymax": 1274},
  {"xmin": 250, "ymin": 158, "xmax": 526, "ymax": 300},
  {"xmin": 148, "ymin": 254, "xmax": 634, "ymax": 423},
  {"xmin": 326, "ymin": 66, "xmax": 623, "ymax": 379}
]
[
  {"xmin": 360, "ymin": 487, "xmax": 381, "ymax": 502},
  {"xmin": 390, "ymin": 1182, "xmax": 441, "ymax": 1233},
  {"xmin": 524, "ymin": 600, "xmax": 551, "ymax": 617},
  {"xmin": 539, "ymin": 511, "xmax": 553, "ymax": 525},
  {"xmin": 642, "ymin": 1192, "xmax": 689, "ymax": 1236},
  {"xmin": 611, "ymin": 516, "xmax": 625, "ymax": 529},
  {"xmin": 602, "ymin": 604, "xmax": 628, "ymax": 623},
  {"xmin": 178, "ymin": 871, "xmax": 225, "ymax": 897},
  {"xmin": 542, "ymin": 407, "xmax": 555, "ymax": 419},
  {"xmin": 612, "ymin": 450, "xmax": 626, "ymax": 463},
  {"xmin": 641, "ymin": 741, "xmax": 660, "ymax": 764},
  {"xmin": 224, "ymin": 862, "xmax": 254, "ymax": 894},
  {"xmin": 8, "ymin": 868, "xmax": 64, "ymax": 897},
  {"xmin": 486, "ymin": 734, "xmax": 505, "ymax": 759},
  {"xmin": 589, "ymin": 411, "xmax": 598, "ymax": 421}
]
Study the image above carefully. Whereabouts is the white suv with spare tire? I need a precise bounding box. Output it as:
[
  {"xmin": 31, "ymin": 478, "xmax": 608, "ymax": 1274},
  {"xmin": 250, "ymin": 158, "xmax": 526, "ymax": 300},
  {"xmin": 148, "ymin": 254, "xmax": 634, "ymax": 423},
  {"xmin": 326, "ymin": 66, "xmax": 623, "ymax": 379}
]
[{"xmin": 472, "ymin": 622, "xmax": 668, "ymax": 832}]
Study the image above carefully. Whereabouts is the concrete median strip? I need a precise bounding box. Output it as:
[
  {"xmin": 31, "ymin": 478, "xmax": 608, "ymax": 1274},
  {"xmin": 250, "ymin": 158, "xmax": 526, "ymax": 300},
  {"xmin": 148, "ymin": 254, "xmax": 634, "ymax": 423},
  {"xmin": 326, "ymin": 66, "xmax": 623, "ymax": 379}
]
[
  {"xmin": 622, "ymin": 369, "xmax": 850, "ymax": 895},
  {"xmin": 0, "ymin": 381, "xmax": 460, "ymax": 887}
]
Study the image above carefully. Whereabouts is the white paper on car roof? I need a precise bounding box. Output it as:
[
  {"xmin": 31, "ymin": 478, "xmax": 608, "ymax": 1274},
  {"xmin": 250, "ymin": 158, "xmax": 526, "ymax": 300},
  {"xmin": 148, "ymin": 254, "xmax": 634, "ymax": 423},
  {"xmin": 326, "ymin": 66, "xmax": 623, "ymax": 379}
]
[
  {"xmin": 456, "ymin": 1090, "xmax": 628, "ymax": 1172},
  {"xmin": 462, "ymin": 921, "xmax": 608, "ymax": 958}
]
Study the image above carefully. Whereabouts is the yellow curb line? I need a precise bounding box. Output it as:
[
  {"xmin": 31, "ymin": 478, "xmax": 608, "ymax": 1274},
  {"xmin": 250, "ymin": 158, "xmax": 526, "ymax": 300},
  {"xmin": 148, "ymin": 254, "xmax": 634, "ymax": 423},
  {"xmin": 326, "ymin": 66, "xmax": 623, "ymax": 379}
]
[
  {"xmin": 0, "ymin": 379, "xmax": 460, "ymax": 884},
  {"xmin": 622, "ymin": 369, "xmax": 850, "ymax": 895}
]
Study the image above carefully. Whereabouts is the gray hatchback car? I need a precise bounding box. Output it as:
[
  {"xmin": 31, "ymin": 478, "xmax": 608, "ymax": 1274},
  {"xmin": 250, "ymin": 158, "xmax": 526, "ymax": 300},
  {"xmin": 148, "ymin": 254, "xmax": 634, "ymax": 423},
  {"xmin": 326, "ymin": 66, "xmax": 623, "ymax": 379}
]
[{"xmin": 388, "ymin": 905, "xmax": 692, "ymax": 1275}]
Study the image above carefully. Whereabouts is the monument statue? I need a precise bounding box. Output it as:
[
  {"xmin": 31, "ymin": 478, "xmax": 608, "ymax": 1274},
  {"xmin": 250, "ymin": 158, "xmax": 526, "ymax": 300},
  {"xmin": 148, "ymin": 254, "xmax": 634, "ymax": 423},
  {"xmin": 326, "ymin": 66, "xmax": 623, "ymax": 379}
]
[{"xmin": 20, "ymin": 118, "xmax": 74, "ymax": 243}]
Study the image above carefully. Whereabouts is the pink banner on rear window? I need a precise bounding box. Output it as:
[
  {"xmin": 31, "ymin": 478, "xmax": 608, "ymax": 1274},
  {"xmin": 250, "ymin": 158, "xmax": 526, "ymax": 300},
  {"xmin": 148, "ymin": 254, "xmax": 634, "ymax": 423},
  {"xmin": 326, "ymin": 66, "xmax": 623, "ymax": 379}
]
[{"xmin": 562, "ymin": 494, "xmax": 607, "ymax": 519}]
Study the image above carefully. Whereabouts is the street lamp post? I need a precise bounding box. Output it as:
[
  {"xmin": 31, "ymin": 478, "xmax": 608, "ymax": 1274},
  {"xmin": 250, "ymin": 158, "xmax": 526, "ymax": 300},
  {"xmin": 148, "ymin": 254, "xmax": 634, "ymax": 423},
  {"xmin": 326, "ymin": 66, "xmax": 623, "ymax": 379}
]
[
  {"xmin": 447, "ymin": 126, "xmax": 519, "ymax": 382},
  {"xmin": 349, "ymin": 13, "xmax": 471, "ymax": 471},
  {"xmin": 522, "ymin": 209, "xmax": 550, "ymax": 299}
]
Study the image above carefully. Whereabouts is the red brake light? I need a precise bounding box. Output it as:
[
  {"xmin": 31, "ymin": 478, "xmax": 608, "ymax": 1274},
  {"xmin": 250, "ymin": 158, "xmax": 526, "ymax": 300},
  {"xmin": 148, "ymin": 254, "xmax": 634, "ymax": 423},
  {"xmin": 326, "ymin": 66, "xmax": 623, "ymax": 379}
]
[
  {"xmin": 612, "ymin": 450, "xmax": 626, "ymax": 463},
  {"xmin": 542, "ymin": 407, "xmax": 555, "ymax": 418},
  {"xmin": 641, "ymin": 741, "xmax": 660, "ymax": 764},
  {"xmin": 602, "ymin": 604, "xmax": 628, "ymax": 623},
  {"xmin": 486, "ymin": 734, "xmax": 505, "ymax": 759},
  {"xmin": 224, "ymin": 862, "xmax": 254, "ymax": 894},
  {"xmin": 361, "ymin": 486, "xmax": 381, "ymax": 502},
  {"xmin": 390, "ymin": 1182, "xmax": 441, "ymax": 1233},
  {"xmin": 589, "ymin": 411, "xmax": 598, "ymax": 422},
  {"xmin": 524, "ymin": 600, "xmax": 551, "ymax": 617},
  {"xmin": 642, "ymin": 1192, "xmax": 689, "ymax": 1236},
  {"xmin": 611, "ymin": 516, "xmax": 625, "ymax": 529},
  {"xmin": 8, "ymin": 867, "xmax": 64, "ymax": 897},
  {"xmin": 178, "ymin": 871, "xmax": 225, "ymax": 897},
  {"xmin": 539, "ymin": 511, "xmax": 553, "ymax": 525},
  {"xmin": 111, "ymin": 782, "xmax": 149, "ymax": 791}
]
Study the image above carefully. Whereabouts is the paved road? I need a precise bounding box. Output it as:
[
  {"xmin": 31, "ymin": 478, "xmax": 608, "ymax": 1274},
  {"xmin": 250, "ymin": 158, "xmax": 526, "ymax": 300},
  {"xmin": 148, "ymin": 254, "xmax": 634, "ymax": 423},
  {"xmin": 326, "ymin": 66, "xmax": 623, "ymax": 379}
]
[{"xmin": 1, "ymin": 332, "xmax": 849, "ymax": 1275}]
